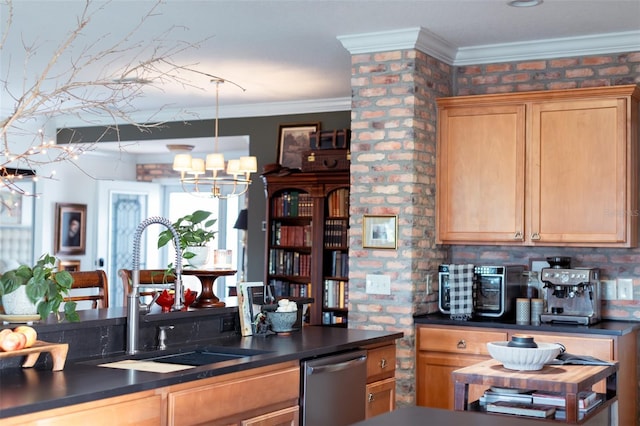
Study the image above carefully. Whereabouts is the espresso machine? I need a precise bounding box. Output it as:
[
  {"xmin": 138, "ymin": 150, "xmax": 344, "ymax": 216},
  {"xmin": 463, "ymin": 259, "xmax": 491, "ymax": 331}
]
[{"xmin": 540, "ymin": 258, "xmax": 601, "ymax": 325}]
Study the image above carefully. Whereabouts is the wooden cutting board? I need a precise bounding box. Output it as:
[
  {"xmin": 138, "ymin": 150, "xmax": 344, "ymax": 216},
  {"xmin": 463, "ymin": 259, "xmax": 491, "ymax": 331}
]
[{"xmin": 0, "ymin": 340, "xmax": 69, "ymax": 371}]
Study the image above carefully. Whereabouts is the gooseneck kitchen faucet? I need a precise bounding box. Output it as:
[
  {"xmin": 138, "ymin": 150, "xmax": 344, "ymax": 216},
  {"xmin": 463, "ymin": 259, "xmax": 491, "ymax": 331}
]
[{"xmin": 126, "ymin": 216, "xmax": 183, "ymax": 355}]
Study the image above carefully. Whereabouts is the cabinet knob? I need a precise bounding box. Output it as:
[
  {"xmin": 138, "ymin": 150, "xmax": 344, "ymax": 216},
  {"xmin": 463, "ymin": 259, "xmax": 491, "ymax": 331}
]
[
  {"xmin": 513, "ymin": 231, "xmax": 523, "ymax": 240},
  {"xmin": 379, "ymin": 358, "xmax": 387, "ymax": 369},
  {"xmin": 368, "ymin": 393, "xmax": 374, "ymax": 403},
  {"xmin": 456, "ymin": 339, "xmax": 466, "ymax": 349},
  {"xmin": 531, "ymin": 232, "xmax": 541, "ymax": 240}
]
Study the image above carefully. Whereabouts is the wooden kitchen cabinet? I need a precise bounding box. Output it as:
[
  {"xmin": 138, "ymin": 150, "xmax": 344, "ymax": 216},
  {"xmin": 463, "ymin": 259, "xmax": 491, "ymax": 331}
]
[
  {"xmin": 436, "ymin": 85, "xmax": 640, "ymax": 247},
  {"xmin": 363, "ymin": 342, "xmax": 397, "ymax": 418},
  {"xmin": 4, "ymin": 361, "xmax": 300, "ymax": 426},
  {"xmin": 2, "ymin": 389, "xmax": 165, "ymax": 426},
  {"xmin": 167, "ymin": 361, "xmax": 300, "ymax": 426},
  {"xmin": 416, "ymin": 325, "xmax": 507, "ymax": 409},
  {"xmin": 416, "ymin": 324, "xmax": 638, "ymax": 426}
]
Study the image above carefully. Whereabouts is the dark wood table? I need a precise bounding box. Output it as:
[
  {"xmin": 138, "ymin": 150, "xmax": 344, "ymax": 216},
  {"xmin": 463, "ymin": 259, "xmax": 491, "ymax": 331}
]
[
  {"xmin": 182, "ymin": 269, "xmax": 236, "ymax": 308},
  {"xmin": 452, "ymin": 359, "xmax": 618, "ymax": 423}
]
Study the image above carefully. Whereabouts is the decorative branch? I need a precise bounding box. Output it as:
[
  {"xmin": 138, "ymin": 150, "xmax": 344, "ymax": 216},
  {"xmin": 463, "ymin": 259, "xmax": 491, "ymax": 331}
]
[{"xmin": 0, "ymin": 0, "xmax": 213, "ymax": 194}]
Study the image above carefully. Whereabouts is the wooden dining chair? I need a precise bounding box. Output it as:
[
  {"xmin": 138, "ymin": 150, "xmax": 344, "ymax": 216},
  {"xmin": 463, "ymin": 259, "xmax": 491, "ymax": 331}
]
[
  {"xmin": 119, "ymin": 269, "xmax": 176, "ymax": 306},
  {"xmin": 64, "ymin": 270, "xmax": 109, "ymax": 309}
]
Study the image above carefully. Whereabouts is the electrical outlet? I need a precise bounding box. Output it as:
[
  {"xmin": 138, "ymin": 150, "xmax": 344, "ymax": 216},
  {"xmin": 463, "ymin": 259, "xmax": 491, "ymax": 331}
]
[
  {"xmin": 425, "ymin": 273, "xmax": 434, "ymax": 295},
  {"xmin": 365, "ymin": 274, "xmax": 391, "ymax": 295},
  {"xmin": 617, "ymin": 278, "xmax": 634, "ymax": 300},
  {"xmin": 601, "ymin": 280, "xmax": 616, "ymax": 300}
]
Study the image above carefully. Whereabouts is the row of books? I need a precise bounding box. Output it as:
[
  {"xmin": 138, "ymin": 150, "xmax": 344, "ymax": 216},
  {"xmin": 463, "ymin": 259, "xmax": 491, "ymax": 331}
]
[
  {"xmin": 324, "ymin": 218, "xmax": 348, "ymax": 248},
  {"xmin": 322, "ymin": 311, "xmax": 347, "ymax": 325},
  {"xmin": 480, "ymin": 388, "xmax": 603, "ymax": 420},
  {"xmin": 268, "ymin": 249, "xmax": 311, "ymax": 276},
  {"xmin": 327, "ymin": 188, "xmax": 349, "ymax": 217},
  {"xmin": 271, "ymin": 191, "xmax": 314, "ymax": 217},
  {"xmin": 325, "ymin": 250, "xmax": 348, "ymax": 278},
  {"xmin": 323, "ymin": 279, "xmax": 348, "ymax": 309},
  {"xmin": 271, "ymin": 222, "xmax": 312, "ymax": 247},
  {"xmin": 269, "ymin": 279, "xmax": 311, "ymax": 298}
]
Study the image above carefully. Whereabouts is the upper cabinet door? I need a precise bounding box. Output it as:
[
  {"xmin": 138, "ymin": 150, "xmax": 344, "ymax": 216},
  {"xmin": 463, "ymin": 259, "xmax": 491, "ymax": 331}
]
[
  {"xmin": 436, "ymin": 103, "xmax": 526, "ymax": 244},
  {"xmin": 436, "ymin": 85, "xmax": 639, "ymax": 247},
  {"xmin": 529, "ymin": 97, "xmax": 632, "ymax": 246}
]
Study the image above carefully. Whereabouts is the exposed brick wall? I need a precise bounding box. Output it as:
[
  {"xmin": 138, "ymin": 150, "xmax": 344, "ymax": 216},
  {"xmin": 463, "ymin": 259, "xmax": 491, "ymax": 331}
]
[
  {"xmin": 348, "ymin": 48, "xmax": 640, "ymax": 406},
  {"xmin": 455, "ymin": 52, "xmax": 640, "ymax": 94},
  {"xmin": 136, "ymin": 163, "xmax": 179, "ymax": 182},
  {"xmin": 349, "ymin": 49, "xmax": 450, "ymax": 405},
  {"xmin": 450, "ymin": 51, "xmax": 640, "ymax": 320}
]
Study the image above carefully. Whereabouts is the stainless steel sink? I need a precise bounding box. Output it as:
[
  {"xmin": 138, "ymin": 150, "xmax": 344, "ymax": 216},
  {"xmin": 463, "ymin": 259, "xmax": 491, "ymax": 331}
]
[
  {"xmin": 87, "ymin": 346, "xmax": 273, "ymax": 371},
  {"xmin": 146, "ymin": 347, "xmax": 272, "ymax": 366}
]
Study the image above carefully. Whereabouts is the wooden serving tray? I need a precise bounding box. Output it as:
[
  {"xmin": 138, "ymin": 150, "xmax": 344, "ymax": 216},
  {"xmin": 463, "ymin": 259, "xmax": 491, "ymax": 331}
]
[{"xmin": 0, "ymin": 340, "xmax": 69, "ymax": 371}]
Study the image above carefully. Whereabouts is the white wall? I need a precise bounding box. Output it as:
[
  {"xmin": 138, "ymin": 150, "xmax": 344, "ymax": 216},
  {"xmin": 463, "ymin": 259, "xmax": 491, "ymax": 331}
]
[{"xmin": 33, "ymin": 148, "xmax": 138, "ymax": 268}]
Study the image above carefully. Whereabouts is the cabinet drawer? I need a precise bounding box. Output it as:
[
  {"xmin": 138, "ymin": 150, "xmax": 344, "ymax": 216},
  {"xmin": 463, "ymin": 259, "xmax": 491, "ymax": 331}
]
[
  {"xmin": 518, "ymin": 333, "xmax": 613, "ymax": 361},
  {"xmin": 366, "ymin": 344, "xmax": 396, "ymax": 383},
  {"xmin": 418, "ymin": 327, "xmax": 507, "ymax": 355}
]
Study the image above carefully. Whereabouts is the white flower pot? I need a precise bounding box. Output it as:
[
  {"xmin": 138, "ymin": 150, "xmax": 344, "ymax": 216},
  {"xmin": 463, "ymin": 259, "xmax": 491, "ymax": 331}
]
[
  {"xmin": 2, "ymin": 285, "xmax": 39, "ymax": 315},
  {"xmin": 187, "ymin": 246, "xmax": 211, "ymax": 268}
]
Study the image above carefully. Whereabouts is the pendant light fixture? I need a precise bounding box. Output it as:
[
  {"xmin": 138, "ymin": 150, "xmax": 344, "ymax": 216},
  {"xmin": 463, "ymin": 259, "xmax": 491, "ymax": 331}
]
[{"xmin": 172, "ymin": 78, "xmax": 257, "ymax": 198}]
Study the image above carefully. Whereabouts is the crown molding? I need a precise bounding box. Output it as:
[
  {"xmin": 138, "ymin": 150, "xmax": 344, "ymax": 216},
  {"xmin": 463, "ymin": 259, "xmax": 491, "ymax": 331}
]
[
  {"xmin": 338, "ymin": 28, "xmax": 640, "ymax": 66},
  {"xmin": 338, "ymin": 27, "xmax": 458, "ymax": 64},
  {"xmin": 455, "ymin": 30, "xmax": 640, "ymax": 65},
  {"xmin": 54, "ymin": 97, "xmax": 352, "ymax": 128}
]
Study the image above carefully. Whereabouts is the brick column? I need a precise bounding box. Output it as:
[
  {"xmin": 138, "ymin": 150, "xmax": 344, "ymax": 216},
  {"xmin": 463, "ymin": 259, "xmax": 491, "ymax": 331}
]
[{"xmin": 347, "ymin": 44, "xmax": 451, "ymax": 403}]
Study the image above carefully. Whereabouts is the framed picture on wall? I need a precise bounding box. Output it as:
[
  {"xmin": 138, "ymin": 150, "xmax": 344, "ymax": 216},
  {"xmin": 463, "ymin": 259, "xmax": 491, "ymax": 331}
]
[
  {"xmin": 363, "ymin": 215, "xmax": 398, "ymax": 249},
  {"xmin": 277, "ymin": 122, "xmax": 320, "ymax": 170},
  {"xmin": 55, "ymin": 203, "xmax": 87, "ymax": 255}
]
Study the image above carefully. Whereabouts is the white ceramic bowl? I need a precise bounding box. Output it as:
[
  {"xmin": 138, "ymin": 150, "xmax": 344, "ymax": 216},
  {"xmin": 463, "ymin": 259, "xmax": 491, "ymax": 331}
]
[{"xmin": 487, "ymin": 341, "xmax": 563, "ymax": 371}]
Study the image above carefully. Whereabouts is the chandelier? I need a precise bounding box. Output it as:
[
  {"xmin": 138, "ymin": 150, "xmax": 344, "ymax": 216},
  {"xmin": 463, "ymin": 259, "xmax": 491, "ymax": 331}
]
[{"xmin": 172, "ymin": 79, "xmax": 257, "ymax": 198}]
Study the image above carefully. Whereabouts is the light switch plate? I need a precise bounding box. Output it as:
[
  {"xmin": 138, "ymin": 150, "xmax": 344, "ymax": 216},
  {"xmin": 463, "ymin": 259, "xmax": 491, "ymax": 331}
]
[
  {"xmin": 601, "ymin": 280, "xmax": 616, "ymax": 300},
  {"xmin": 617, "ymin": 278, "xmax": 634, "ymax": 300},
  {"xmin": 365, "ymin": 274, "xmax": 391, "ymax": 295}
]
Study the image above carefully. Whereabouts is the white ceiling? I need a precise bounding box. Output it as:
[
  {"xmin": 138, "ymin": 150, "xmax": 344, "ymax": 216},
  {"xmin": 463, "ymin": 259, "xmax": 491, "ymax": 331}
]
[{"xmin": 1, "ymin": 0, "xmax": 639, "ymax": 151}]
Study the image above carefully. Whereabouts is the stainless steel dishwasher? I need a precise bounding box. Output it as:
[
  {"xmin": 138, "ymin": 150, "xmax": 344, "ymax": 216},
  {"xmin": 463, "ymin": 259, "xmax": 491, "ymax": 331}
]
[{"xmin": 301, "ymin": 349, "xmax": 368, "ymax": 426}]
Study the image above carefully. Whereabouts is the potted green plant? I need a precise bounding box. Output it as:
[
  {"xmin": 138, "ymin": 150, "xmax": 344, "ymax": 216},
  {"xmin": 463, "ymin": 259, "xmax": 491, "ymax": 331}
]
[
  {"xmin": 157, "ymin": 210, "xmax": 217, "ymax": 267},
  {"xmin": 0, "ymin": 254, "xmax": 79, "ymax": 322}
]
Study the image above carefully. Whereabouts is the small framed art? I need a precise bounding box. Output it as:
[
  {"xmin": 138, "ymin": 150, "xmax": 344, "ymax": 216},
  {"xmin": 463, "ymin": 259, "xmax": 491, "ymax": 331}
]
[
  {"xmin": 277, "ymin": 122, "xmax": 320, "ymax": 170},
  {"xmin": 363, "ymin": 214, "xmax": 398, "ymax": 249},
  {"xmin": 55, "ymin": 203, "xmax": 87, "ymax": 255}
]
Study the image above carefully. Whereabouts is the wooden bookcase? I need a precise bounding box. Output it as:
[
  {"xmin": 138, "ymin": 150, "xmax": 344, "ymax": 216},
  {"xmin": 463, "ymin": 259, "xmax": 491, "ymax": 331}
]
[{"xmin": 262, "ymin": 171, "xmax": 349, "ymax": 326}]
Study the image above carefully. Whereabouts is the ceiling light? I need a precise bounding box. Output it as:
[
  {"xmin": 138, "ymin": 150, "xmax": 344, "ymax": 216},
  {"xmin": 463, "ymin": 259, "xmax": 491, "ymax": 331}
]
[
  {"xmin": 172, "ymin": 79, "xmax": 256, "ymax": 199},
  {"xmin": 507, "ymin": 0, "xmax": 543, "ymax": 7}
]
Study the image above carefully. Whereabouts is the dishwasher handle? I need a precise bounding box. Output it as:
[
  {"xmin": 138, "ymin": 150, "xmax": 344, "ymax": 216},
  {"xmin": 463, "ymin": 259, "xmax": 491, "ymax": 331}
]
[{"xmin": 306, "ymin": 354, "xmax": 367, "ymax": 375}]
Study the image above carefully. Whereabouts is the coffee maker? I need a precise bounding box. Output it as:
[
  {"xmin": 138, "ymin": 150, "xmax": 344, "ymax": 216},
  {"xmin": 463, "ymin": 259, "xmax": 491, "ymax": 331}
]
[{"xmin": 540, "ymin": 257, "xmax": 601, "ymax": 325}]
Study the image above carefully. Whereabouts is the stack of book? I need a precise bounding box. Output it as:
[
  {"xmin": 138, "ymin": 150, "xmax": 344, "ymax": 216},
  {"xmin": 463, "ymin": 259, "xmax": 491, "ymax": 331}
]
[
  {"xmin": 480, "ymin": 387, "xmax": 603, "ymax": 420},
  {"xmin": 531, "ymin": 390, "xmax": 603, "ymax": 420},
  {"xmin": 485, "ymin": 401, "xmax": 556, "ymax": 418}
]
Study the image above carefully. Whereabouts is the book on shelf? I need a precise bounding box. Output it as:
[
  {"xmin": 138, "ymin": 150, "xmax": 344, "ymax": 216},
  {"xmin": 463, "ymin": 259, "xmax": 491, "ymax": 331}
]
[
  {"xmin": 479, "ymin": 389, "xmax": 533, "ymax": 405},
  {"xmin": 531, "ymin": 390, "xmax": 598, "ymax": 409},
  {"xmin": 553, "ymin": 396, "xmax": 603, "ymax": 420},
  {"xmin": 485, "ymin": 401, "xmax": 556, "ymax": 418}
]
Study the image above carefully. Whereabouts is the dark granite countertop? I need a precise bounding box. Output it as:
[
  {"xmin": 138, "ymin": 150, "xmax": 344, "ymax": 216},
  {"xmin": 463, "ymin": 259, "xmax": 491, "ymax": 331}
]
[
  {"xmin": 414, "ymin": 312, "xmax": 640, "ymax": 336},
  {"xmin": 0, "ymin": 305, "xmax": 402, "ymax": 419}
]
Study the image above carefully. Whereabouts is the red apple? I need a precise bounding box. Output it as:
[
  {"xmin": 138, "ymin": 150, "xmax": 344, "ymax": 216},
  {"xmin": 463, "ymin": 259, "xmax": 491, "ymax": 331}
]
[{"xmin": 14, "ymin": 325, "xmax": 37, "ymax": 348}]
